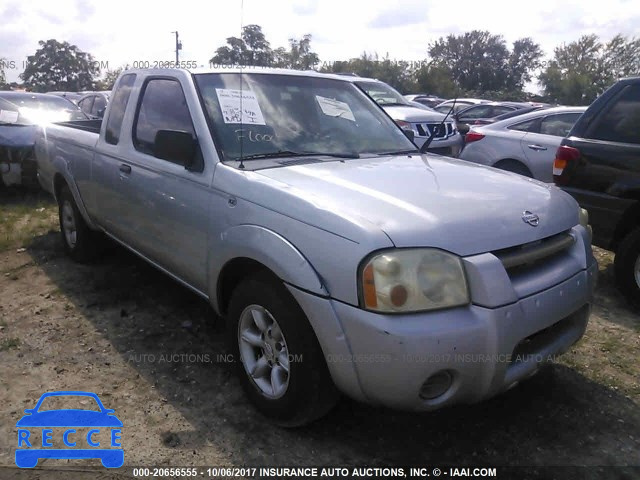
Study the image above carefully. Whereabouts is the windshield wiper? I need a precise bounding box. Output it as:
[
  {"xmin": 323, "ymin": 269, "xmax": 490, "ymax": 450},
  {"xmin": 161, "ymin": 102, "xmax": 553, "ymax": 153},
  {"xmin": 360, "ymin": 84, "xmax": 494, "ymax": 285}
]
[
  {"xmin": 238, "ymin": 150, "xmax": 360, "ymax": 161},
  {"xmin": 420, "ymin": 98, "xmax": 456, "ymax": 153}
]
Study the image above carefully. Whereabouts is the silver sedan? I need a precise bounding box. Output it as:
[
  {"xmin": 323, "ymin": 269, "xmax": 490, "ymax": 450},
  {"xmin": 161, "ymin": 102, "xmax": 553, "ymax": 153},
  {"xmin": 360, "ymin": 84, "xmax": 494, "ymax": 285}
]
[{"xmin": 459, "ymin": 106, "xmax": 587, "ymax": 182}]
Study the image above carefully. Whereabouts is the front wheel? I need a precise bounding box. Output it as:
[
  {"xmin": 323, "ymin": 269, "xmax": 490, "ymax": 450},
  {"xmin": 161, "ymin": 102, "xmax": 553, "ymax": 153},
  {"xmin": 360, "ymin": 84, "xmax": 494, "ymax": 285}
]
[
  {"xmin": 614, "ymin": 227, "xmax": 640, "ymax": 307},
  {"xmin": 227, "ymin": 271, "xmax": 338, "ymax": 426}
]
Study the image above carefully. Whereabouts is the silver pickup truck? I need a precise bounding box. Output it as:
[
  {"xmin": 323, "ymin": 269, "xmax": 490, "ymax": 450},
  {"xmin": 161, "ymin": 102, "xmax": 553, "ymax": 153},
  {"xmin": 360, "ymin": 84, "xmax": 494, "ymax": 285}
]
[{"xmin": 35, "ymin": 67, "xmax": 597, "ymax": 426}]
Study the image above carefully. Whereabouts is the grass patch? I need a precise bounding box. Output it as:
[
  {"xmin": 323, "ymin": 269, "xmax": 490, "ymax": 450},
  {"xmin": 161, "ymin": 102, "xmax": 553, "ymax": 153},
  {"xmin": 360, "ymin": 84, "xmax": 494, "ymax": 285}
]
[
  {"xmin": 0, "ymin": 337, "xmax": 20, "ymax": 351},
  {"xmin": 0, "ymin": 192, "xmax": 57, "ymax": 252}
]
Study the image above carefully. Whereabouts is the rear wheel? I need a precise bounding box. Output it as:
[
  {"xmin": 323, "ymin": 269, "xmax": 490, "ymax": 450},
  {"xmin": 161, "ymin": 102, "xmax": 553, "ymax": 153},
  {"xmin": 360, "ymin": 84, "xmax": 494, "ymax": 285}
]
[
  {"xmin": 227, "ymin": 271, "xmax": 338, "ymax": 426},
  {"xmin": 494, "ymin": 159, "xmax": 533, "ymax": 178},
  {"xmin": 58, "ymin": 185, "xmax": 99, "ymax": 262},
  {"xmin": 614, "ymin": 227, "xmax": 640, "ymax": 306}
]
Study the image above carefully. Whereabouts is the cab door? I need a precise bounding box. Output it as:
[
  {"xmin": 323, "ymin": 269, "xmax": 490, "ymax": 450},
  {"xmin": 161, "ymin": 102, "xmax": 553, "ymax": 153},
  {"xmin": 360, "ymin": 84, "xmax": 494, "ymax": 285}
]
[{"xmin": 114, "ymin": 77, "xmax": 211, "ymax": 292}]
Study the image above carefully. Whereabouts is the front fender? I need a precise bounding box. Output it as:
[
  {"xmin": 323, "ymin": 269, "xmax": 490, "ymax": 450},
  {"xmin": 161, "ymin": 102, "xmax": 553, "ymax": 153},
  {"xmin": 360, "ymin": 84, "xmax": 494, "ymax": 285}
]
[{"xmin": 208, "ymin": 225, "xmax": 328, "ymax": 313}]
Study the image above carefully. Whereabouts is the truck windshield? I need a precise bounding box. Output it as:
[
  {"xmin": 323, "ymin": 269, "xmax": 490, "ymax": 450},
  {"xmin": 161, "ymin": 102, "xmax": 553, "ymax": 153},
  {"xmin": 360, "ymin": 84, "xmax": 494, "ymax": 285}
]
[{"xmin": 194, "ymin": 73, "xmax": 417, "ymax": 163}]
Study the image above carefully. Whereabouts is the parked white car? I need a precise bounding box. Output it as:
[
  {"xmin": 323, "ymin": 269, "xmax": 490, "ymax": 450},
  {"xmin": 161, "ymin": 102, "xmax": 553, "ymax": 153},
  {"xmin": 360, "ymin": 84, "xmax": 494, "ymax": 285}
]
[
  {"xmin": 340, "ymin": 76, "xmax": 464, "ymax": 156},
  {"xmin": 459, "ymin": 106, "xmax": 587, "ymax": 182}
]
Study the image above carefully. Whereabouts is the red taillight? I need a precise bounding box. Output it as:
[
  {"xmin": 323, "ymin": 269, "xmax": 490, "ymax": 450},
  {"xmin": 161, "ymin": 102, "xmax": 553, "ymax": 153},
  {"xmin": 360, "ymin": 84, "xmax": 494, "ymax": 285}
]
[
  {"xmin": 465, "ymin": 131, "xmax": 485, "ymax": 143},
  {"xmin": 553, "ymin": 145, "xmax": 580, "ymax": 184}
]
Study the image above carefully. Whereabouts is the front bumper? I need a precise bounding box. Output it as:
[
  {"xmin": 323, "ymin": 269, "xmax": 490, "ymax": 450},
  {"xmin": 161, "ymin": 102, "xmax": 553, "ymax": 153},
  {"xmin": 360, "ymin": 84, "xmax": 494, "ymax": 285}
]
[{"xmin": 289, "ymin": 260, "xmax": 596, "ymax": 411}]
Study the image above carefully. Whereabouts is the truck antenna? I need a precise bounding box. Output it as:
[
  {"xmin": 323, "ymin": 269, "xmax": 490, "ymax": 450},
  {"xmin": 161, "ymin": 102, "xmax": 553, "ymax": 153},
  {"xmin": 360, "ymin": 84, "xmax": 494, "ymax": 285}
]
[{"xmin": 238, "ymin": 0, "xmax": 245, "ymax": 169}]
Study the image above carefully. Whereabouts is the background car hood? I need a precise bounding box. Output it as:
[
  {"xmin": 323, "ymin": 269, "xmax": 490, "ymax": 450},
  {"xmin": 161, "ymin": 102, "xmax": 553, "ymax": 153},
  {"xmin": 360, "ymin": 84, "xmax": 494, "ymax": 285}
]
[
  {"xmin": 256, "ymin": 154, "xmax": 579, "ymax": 256},
  {"xmin": 17, "ymin": 410, "xmax": 123, "ymax": 427},
  {"xmin": 382, "ymin": 105, "xmax": 448, "ymax": 122},
  {"xmin": 0, "ymin": 125, "xmax": 38, "ymax": 148}
]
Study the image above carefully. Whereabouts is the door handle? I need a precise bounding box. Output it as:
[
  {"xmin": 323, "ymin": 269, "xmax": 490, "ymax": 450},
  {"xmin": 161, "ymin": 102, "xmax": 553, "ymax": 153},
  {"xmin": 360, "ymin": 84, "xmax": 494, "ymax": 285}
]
[
  {"xmin": 527, "ymin": 144, "xmax": 547, "ymax": 151},
  {"xmin": 119, "ymin": 164, "xmax": 132, "ymax": 174}
]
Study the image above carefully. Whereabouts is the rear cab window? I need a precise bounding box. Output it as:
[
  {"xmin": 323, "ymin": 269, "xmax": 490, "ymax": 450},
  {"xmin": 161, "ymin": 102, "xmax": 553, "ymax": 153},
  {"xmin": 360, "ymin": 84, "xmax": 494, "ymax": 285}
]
[{"xmin": 105, "ymin": 74, "xmax": 137, "ymax": 145}]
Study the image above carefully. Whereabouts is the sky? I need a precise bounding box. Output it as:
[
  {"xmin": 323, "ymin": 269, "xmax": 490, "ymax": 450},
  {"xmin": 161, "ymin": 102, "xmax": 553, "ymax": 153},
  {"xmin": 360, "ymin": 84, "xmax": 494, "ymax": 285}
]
[{"xmin": 1, "ymin": 0, "xmax": 639, "ymax": 92}]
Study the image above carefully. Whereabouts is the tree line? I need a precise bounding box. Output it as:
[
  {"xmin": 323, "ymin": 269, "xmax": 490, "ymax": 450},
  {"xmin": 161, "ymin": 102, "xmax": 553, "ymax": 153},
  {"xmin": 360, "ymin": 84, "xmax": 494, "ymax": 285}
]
[{"xmin": 2, "ymin": 27, "xmax": 638, "ymax": 106}]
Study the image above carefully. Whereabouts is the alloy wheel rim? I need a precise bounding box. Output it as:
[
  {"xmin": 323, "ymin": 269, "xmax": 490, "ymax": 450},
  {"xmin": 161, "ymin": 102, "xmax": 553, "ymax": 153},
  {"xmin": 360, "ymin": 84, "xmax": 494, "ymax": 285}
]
[
  {"xmin": 634, "ymin": 255, "xmax": 640, "ymax": 289},
  {"xmin": 238, "ymin": 304, "xmax": 290, "ymax": 399},
  {"xmin": 61, "ymin": 201, "xmax": 77, "ymax": 248}
]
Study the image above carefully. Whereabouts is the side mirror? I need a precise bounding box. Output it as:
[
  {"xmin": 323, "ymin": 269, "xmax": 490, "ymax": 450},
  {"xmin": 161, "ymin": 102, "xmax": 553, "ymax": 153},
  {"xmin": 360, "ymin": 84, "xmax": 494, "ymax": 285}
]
[
  {"xmin": 457, "ymin": 123, "xmax": 470, "ymax": 135},
  {"xmin": 97, "ymin": 107, "xmax": 106, "ymax": 118},
  {"xmin": 402, "ymin": 129, "xmax": 415, "ymax": 142},
  {"xmin": 154, "ymin": 130, "xmax": 199, "ymax": 170}
]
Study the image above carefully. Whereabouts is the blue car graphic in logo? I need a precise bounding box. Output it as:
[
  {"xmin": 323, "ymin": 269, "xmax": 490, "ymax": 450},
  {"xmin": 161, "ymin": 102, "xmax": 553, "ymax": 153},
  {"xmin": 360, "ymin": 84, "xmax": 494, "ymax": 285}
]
[{"xmin": 16, "ymin": 391, "xmax": 123, "ymax": 468}]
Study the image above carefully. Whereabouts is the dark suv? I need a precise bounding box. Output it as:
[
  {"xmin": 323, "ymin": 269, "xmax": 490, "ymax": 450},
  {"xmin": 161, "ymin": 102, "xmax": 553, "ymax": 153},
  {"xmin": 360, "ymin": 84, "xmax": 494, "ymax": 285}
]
[{"xmin": 553, "ymin": 77, "xmax": 640, "ymax": 303}]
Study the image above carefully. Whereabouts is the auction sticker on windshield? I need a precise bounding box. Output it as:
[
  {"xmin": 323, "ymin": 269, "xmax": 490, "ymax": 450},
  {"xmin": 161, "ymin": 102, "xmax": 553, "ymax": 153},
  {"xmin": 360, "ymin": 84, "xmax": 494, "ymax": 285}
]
[
  {"xmin": 215, "ymin": 88, "xmax": 266, "ymax": 125},
  {"xmin": 315, "ymin": 95, "xmax": 355, "ymax": 121},
  {"xmin": 0, "ymin": 110, "xmax": 19, "ymax": 123}
]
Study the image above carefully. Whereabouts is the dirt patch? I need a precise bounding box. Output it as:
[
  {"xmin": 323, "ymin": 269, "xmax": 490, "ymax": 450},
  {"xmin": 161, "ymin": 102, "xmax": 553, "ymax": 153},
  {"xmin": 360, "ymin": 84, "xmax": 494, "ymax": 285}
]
[{"xmin": 0, "ymin": 190, "xmax": 639, "ymax": 479}]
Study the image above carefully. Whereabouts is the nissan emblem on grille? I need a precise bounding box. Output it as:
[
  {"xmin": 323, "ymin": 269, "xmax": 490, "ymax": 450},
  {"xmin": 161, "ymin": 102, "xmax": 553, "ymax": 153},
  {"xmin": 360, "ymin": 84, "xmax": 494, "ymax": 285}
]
[{"xmin": 522, "ymin": 211, "xmax": 540, "ymax": 227}]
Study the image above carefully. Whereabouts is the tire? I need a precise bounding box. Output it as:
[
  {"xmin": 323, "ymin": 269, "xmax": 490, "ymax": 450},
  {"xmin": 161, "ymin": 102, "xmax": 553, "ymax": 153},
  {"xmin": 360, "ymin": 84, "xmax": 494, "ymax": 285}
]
[
  {"xmin": 227, "ymin": 271, "xmax": 339, "ymax": 426},
  {"xmin": 58, "ymin": 185, "xmax": 99, "ymax": 262},
  {"xmin": 614, "ymin": 227, "xmax": 640, "ymax": 306},
  {"xmin": 494, "ymin": 160, "xmax": 533, "ymax": 178}
]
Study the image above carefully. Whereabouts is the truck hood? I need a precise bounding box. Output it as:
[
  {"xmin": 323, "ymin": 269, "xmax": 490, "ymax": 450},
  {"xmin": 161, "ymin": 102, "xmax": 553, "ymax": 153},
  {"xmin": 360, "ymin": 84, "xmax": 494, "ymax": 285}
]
[
  {"xmin": 256, "ymin": 154, "xmax": 579, "ymax": 256},
  {"xmin": 382, "ymin": 105, "xmax": 447, "ymax": 122}
]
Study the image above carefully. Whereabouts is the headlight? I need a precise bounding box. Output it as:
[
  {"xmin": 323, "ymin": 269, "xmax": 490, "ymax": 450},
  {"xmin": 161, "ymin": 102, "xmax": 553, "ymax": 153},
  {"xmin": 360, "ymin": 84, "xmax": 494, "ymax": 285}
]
[
  {"xmin": 360, "ymin": 248, "xmax": 469, "ymax": 313},
  {"xmin": 579, "ymin": 207, "xmax": 592, "ymax": 241},
  {"xmin": 394, "ymin": 119, "xmax": 412, "ymax": 130}
]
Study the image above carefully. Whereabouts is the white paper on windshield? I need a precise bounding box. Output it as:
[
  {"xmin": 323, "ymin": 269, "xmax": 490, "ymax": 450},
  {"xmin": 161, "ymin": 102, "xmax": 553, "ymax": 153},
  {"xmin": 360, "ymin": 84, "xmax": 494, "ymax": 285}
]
[
  {"xmin": 215, "ymin": 88, "xmax": 266, "ymax": 125},
  {"xmin": 0, "ymin": 110, "xmax": 19, "ymax": 123},
  {"xmin": 315, "ymin": 95, "xmax": 355, "ymax": 122}
]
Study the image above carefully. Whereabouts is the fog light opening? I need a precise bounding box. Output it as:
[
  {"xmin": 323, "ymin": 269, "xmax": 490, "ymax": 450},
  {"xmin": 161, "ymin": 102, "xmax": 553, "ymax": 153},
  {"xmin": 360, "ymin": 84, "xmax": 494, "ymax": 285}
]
[{"xmin": 419, "ymin": 370, "xmax": 453, "ymax": 400}]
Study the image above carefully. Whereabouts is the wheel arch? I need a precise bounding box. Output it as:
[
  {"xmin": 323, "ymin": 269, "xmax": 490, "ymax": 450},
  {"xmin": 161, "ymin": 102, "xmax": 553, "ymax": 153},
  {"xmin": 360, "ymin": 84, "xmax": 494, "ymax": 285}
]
[
  {"xmin": 493, "ymin": 158, "xmax": 533, "ymax": 177},
  {"xmin": 53, "ymin": 172, "xmax": 98, "ymax": 230},
  {"xmin": 211, "ymin": 225, "xmax": 328, "ymax": 316},
  {"xmin": 612, "ymin": 199, "xmax": 640, "ymax": 251}
]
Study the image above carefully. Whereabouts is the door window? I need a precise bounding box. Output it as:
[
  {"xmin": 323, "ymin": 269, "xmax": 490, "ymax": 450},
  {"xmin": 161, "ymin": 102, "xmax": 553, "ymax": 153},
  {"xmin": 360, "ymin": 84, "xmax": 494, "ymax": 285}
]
[
  {"xmin": 539, "ymin": 112, "xmax": 582, "ymax": 137},
  {"xmin": 589, "ymin": 85, "xmax": 640, "ymax": 144},
  {"xmin": 78, "ymin": 97, "xmax": 94, "ymax": 115},
  {"xmin": 133, "ymin": 79, "xmax": 195, "ymax": 163},
  {"xmin": 92, "ymin": 96, "xmax": 107, "ymax": 116}
]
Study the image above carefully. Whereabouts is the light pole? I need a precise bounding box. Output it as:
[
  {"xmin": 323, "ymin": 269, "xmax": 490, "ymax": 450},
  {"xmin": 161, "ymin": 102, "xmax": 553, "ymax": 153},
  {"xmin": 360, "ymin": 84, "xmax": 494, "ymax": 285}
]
[{"xmin": 171, "ymin": 31, "xmax": 182, "ymax": 64}]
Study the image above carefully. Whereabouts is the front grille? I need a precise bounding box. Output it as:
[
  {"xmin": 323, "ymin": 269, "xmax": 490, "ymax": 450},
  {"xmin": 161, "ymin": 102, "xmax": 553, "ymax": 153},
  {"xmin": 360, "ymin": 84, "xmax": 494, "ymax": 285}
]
[
  {"xmin": 493, "ymin": 231, "xmax": 575, "ymax": 275},
  {"xmin": 414, "ymin": 122, "xmax": 454, "ymax": 139}
]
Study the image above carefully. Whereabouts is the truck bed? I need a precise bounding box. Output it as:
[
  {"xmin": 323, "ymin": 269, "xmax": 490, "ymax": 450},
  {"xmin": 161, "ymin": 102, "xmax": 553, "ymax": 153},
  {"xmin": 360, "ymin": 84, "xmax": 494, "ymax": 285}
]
[
  {"xmin": 56, "ymin": 119, "xmax": 103, "ymax": 134},
  {"xmin": 35, "ymin": 120, "xmax": 101, "ymax": 195}
]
